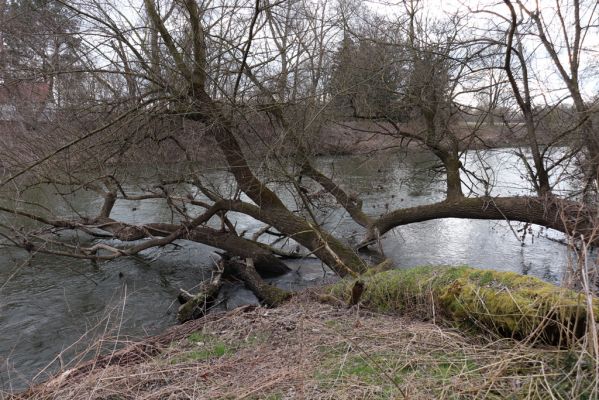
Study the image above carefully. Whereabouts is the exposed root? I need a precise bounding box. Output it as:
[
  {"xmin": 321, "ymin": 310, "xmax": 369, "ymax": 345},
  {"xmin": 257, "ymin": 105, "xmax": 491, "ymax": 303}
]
[{"xmin": 226, "ymin": 258, "xmax": 291, "ymax": 307}]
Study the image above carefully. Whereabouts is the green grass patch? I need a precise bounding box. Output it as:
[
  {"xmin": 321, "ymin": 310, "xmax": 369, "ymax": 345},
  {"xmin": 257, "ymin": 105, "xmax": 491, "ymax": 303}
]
[
  {"xmin": 187, "ymin": 331, "xmax": 211, "ymax": 344},
  {"xmin": 316, "ymin": 350, "xmax": 408, "ymax": 395},
  {"xmin": 315, "ymin": 347, "xmax": 485, "ymax": 399},
  {"xmin": 168, "ymin": 330, "xmax": 234, "ymax": 364}
]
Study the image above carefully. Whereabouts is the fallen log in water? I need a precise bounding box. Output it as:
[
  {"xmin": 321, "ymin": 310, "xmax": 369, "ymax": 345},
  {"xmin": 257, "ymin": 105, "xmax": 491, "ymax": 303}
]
[
  {"xmin": 177, "ymin": 261, "xmax": 225, "ymax": 323},
  {"xmin": 329, "ymin": 266, "xmax": 599, "ymax": 345},
  {"xmin": 226, "ymin": 258, "xmax": 291, "ymax": 307},
  {"xmin": 177, "ymin": 257, "xmax": 291, "ymax": 323}
]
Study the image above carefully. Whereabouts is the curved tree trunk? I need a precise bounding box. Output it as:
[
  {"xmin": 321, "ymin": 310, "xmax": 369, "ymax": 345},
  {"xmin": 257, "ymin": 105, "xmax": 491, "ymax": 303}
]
[{"xmin": 362, "ymin": 196, "xmax": 595, "ymax": 248}]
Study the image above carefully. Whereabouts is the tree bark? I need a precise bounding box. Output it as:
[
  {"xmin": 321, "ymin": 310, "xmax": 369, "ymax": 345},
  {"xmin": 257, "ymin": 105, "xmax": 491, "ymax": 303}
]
[
  {"xmin": 440, "ymin": 155, "xmax": 464, "ymax": 200},
  {"xmin": 362, "ymin": 196, "xmax": 595, "ymax": 248},
  {"xmin": 93, "ymin": 218, "xmax": 291, "ymax": 276},
  {"xmin": 226, "ymin": 258, "xmax": 291, "ymax": 307},
  {"xmin": 177, "ymin": 262, "xmax": 224, "ymax": 323}
]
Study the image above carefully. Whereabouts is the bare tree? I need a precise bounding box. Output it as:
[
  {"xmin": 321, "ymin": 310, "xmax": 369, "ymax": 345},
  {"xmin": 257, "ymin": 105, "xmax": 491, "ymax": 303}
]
[{"xmin": 1, "ymin": 0, "xmax": 599, "ymax": 321}]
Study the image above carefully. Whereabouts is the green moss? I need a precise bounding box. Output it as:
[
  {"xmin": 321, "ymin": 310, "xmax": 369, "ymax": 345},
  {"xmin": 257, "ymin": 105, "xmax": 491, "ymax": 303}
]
[
  {"xmin": 329, "ymin": 266, "xmax": 599, "ymax": 344},
  {"xmin": 262, "ymin": 285, "xmax": 292, "ymax": 306}
]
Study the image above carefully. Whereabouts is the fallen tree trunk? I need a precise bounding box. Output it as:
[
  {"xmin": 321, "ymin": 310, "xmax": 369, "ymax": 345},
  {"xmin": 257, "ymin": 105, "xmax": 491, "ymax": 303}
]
[
  {"xmin": 178, "ymin": 256, "xmax": 291, "ymax": 323},
  {"xmin": 177, "ymin": 261, "xmax": 224, "ymax": 323},
  {"xmin": 329, "ymin": 266, "xmax": 599, "ymax": 345},
  {"xmin": 93, "ymin": 218, "xmax": 290, "ymax": 277},
  {"xmin": 227, "ymin": 258, "xmax": 291, "ymax": 307}
]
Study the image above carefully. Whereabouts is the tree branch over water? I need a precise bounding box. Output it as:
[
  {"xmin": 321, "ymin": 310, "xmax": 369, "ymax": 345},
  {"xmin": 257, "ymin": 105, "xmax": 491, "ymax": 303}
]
[{"xmin": 1, "ymin": 0, "xmax": 599, "ymax": 312}]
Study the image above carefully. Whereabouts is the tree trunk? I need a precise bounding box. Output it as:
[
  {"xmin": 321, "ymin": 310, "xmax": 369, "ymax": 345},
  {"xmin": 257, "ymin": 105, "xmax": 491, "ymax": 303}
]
[
  {"xmin": 177, "ymin": 262, "xmax": 224, "ymax": 323},
  {"xmin": 186, "ymin": 112, "xmax": 368, "ymax": 276},
  {"xmin": 442, "ymin": 156, "xmax": 464, "ymax": 200},
  {"xmin": 330, "ymin": 266, "xmax": 599, "ymax": 345},
  {"xmin": 93, "ymin": 218, "xmax": 291, "ymax": 276},
  {"xmin": 362, "ymin": 196, "xmax": 595, "ymax": 248},
  {"xmin": 226, "ymin": 258, "xmax": 291, "ymax": 307}
]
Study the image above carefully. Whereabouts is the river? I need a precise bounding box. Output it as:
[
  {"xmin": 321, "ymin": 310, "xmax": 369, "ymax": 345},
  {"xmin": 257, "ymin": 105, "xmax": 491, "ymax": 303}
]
[{"xmin": 0, "ymin": 149, "xmax": 572, "ymax": 391}]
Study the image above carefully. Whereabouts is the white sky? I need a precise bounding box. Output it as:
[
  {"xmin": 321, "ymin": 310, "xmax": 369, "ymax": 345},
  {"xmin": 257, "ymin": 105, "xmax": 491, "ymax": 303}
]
[
  {"xmin": 53, "ymin": 0, "xmax": 599, "ymax": 105},
  {"xmin": 365, "ymin": 0, "xmax": 599, "ymax": 102}
]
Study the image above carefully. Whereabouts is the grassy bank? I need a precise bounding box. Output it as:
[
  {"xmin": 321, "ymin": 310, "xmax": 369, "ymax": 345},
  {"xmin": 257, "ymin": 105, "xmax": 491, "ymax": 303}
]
[{"xmin": 10, "ymin": 286, "xmax": 598, "ymax": 400}]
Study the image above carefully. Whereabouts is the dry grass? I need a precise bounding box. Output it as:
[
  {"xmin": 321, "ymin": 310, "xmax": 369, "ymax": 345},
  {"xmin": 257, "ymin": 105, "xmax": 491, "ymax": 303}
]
[{"xmin": 5, "ymin": 291, "xmax": 598, "ymax": 400}]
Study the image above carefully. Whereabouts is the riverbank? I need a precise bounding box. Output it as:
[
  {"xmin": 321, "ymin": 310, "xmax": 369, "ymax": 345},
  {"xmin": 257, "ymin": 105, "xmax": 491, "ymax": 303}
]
[
  {"xmin": 0, "ymin": 118, "xmax": 544, "ymax": 172},
  {"xmin": 8, "ymin": 289, "xmax": 597, "ymax": 400},
  {"xmin": 0, "ymin": 148, "xmax": 571, "ymax": 394}
]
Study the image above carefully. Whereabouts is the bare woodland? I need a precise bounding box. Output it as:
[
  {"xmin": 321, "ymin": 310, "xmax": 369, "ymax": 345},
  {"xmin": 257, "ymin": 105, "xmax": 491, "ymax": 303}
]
[{"xmin": 1, "ymin": 0, "xmax": 599, "ymax": 319}]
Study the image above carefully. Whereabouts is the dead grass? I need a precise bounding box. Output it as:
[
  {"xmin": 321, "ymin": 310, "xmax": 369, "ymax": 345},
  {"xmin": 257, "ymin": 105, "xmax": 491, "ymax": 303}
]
[{"xmin": 5, "ymin": 291, "xmax": 598, "ymax": 400}]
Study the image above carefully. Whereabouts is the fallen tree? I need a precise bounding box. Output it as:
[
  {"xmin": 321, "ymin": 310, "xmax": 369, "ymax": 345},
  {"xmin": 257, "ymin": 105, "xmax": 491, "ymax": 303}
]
[
  {"xmin": 177, "ymin": 259, "xmax": 225, "ymax": 323},
  {"xmin": 177, "ymin": 257, "xmax": 290, "ymax": 323},
  {"xmin": 329, "ymin": 266, "xmax": 599, "ymax": 346},
  {"xmin": 1, "ymin": 0, "xmax": 599, "ymax": 325}
]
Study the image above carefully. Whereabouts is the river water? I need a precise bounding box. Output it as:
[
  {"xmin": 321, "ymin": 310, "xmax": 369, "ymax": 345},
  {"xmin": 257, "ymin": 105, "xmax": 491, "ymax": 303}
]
[{"xmin": 0, "ymin": 149, "xmax": 573, "ymax": 391}]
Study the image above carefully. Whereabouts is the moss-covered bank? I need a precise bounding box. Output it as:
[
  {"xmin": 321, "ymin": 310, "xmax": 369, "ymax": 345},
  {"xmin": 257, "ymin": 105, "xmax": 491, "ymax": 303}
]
[{"xmin": 330, "ymin": 265, "xmax": 599, "ymax": 344}]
